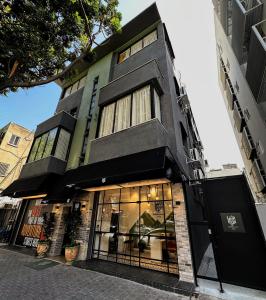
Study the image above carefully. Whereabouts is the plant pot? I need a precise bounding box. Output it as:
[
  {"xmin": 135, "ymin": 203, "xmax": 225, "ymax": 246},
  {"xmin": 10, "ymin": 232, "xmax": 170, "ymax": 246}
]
[
  {"xmin": 65, "ymin": 245, "xmax": 79, "ymax": 265},
  {"xmin": 36, "ymin": 241, "xmax": 50, "ymax": 258}
]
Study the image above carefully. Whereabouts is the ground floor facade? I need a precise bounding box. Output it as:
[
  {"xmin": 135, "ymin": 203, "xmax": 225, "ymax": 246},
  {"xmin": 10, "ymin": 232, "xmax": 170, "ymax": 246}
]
[{"xmin": 11, "ymin": 179, "xmax": 194, "ymax": 283}]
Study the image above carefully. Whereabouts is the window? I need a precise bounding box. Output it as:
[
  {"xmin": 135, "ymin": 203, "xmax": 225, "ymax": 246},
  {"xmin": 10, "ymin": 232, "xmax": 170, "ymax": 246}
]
[
  {"xmin": 62, "ymin": 76, "xmax": 87, "ymax": 99},
  {"xmin": 27, "ymin": 127, "xmax": 71, "ymax": 163},
  {"xmin": 93, "ymin": 184, "xmax": 178, "ymax": 274},
  {"xmin": 98, "ymin": 85, "xmax": 161, "ymax": 138},
  {"xmin": 69, "ymin": 107, "xmax": 78, "ymax": 118},
  {"xmin": 0, "ymin": 163, "xmax": 9, "ymax": 176},
  {"xmin": 8, "ymin": 134, "xmax": 20, "ymax": 147},
  {"xmin": 54, "ymin": 129, "xmax": 71, "ymax": 161},
  {"xmin": 0, "ymin": 132, "xmax": 5, "ymax": 145},
  {"xmin": 118, "ymin": 30, "xmax": 158, "ymax": 63},
  {"xmin": 132, "ymin": 86, "xmax": 151, "ymax": 126}
]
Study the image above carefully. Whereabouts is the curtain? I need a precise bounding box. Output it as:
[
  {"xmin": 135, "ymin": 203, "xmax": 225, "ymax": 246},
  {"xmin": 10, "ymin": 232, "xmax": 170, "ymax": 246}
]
[
  {"xmin": 114, "ymin": 96, "xmax": 131, "ymax": 132},
  {"xmin": 130, "ymin": 40, "xmax": 143, "ymax": 55},
  {"xmin": 143, "ymin": 30, "xmax": 157, "ymax": 48},
  {"xmin": 99, "ymin": 103, "xmax": 116, "ymax": 137},
  {"xmin": 154, "ymin": 89, "xmax": 161, "ymax": 122},
  {"xmin": 118, "ymin": 48, "xmax": 130, "ymax": 63},
  {"xmin": 54, "ymin": 129, "xmax": 71, "ymax": 161},
  {"xmin": 132, "ymin": 85, "xmax": 151, "ymax": 126}
]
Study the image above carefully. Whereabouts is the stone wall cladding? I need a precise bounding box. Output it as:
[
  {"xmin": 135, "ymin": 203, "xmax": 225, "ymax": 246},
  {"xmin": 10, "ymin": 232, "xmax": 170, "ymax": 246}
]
[
  {"xmin": 172, "ymin": 183, "xmax": 194, "ymax": 283},
  {"xmin": 48, "ymin": 206, "xmax": 69, "ymax": 257}
]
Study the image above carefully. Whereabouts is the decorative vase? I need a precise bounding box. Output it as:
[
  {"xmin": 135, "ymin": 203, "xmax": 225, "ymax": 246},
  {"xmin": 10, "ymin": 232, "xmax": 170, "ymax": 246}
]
[
  {"xmin": 65, "ymin": 245, "xmax": 79, "ymax": 265},
  {"xmin": 36, "ymin": 241, "xmax": 50, "ymax": 258}
]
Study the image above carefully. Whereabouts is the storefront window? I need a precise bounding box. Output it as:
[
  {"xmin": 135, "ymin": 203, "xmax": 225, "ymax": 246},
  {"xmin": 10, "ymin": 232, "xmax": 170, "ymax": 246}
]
[
  {"xmin": 16, "ymin": 199, "xmax": 53, "ymax": 248},
  {"xmin": 93, "ymin": 184, "xmax": 178, "ymax": 274}
]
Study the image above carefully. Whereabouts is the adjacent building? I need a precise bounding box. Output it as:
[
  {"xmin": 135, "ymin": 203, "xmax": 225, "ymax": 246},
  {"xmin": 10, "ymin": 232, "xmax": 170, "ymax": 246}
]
[
  {"xmin": 0, "ymin": 122, "xmax": 33, "ymax": 195},
  {"xmin": 212, "ymin": 0, "xmax": 266, "ymax": 232},
  {"xmin": 207, "ymin": 163, "xmax": 242, "ymax": 178},
  {"xmin": 2, "ymin": 4, "xmax": 206, "ymax": 287}
]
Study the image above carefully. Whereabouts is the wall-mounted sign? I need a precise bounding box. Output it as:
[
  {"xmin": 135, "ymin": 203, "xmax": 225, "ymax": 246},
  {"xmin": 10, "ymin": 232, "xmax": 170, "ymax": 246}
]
[{"xmin": 220, "ymin": 212, "xmax": 245, "ymax": 233}]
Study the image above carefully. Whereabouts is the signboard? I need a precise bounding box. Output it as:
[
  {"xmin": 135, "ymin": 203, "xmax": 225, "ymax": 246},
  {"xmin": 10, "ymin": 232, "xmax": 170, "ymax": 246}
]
[{"xmin": 220, "ymin": 212, "xmax": 245, "ymax": 233}]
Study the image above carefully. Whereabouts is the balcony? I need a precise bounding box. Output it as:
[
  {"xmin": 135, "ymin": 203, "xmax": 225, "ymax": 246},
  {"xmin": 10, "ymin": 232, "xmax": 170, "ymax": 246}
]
[
  {"xmin": 225, "ymin": 77, "xmax": 236, "ymax": 109},
  {"xmin": 219, "ymin": 59, "xmax": 227, "ymax": 90},
  {"xmin": 231, "ymin": 0, "xmax": 263, "ymax": 64},
  {"xmin": 241, "ymin": 126, "xmax": 256, "ymax": 160},
  {"xmin": 35, "ymin": 111, "xmax": 76, "ymax": 137},
  {"xmin": 246, "ymin": 20, "xmax": 266, "ymax": 103},
  {"xmin": 98, "ymin": 60, "xmax": 163, "ymax": 107},
  {"xmin": 251, "ymin": 159, "xmax": 266, "ymax": 193},
  {"xmin": 233, "ymin": 101, "xmax": 245, "ymax": 132},
  {"xmin": 20, "ymin": 156, "xmax": 67, "ymax": 179},
  {"xmin": 88, "ymin": 118, "xmax": 168, "ymax": 164}
]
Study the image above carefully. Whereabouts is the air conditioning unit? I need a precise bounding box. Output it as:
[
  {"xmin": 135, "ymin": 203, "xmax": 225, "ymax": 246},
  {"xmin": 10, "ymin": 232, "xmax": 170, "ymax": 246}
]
[
  {"xmin": 187, "ymin": 148, "xmax": 202, "ymax": 169},
  {"xmin": 177, "ymin": 91, "xmax": 190, "ymax": 112}
]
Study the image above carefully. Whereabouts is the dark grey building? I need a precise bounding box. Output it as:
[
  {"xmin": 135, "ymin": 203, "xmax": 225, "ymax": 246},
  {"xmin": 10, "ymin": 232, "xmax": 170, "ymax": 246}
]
[
  {"xmin": 2, "ymin": 4, "xmax": 205, "ymax": 288},
  {"xmin": 212, "ymin": 0, "xmax": 266, "ymax": 236}
]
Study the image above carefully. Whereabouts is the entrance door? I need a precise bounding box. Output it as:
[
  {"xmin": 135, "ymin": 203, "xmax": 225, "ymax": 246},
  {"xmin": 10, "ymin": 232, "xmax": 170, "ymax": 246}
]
[
  {"xmin": 92, "ymin": 184, "xmax": 179, "ymax": 274},
  {"xmin": 203, "ymin": 175, "xmax": 266, "ymax": 290}
]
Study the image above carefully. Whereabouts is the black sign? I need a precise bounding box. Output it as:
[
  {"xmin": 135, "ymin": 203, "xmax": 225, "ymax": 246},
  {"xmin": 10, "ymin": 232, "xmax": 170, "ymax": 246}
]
[{"xmin": 220, "ymin": 212, "xmax": 245, "ymax": 233}]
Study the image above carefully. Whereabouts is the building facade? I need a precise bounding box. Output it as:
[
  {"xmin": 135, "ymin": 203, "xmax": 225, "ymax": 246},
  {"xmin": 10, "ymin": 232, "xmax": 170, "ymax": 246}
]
[
  {"xmin": 2, "ymin": 4, "xmax": 205, "ymax": 286},
  {"xmin": 212, "ymin": 0, "xmax": 266, "ymax": 233},
  {"xmin": 0, "ymin": 122, "xmax": 33, "ymax": 193}
]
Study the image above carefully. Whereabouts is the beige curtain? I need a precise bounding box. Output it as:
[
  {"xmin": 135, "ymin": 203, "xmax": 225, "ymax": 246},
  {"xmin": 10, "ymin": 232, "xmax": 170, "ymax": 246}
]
[
  {"xmin": 114, "ymin": 95, "xmax": 131, "ymax": 132},
  {"xmin": 143, "ymin": 30, "xmax": 157, "ymax": 48},
  {"xmin": 130, "ymin": 40, "xmax": 143, "ymax": 55},
  {"xmin": 132, "ymin": 85, "xmax": 151, "ymax": 126},
  {"xmin": 154, "ymin": 89, "xmax": 161, "ymax": 122},
  {"xmin": 118, "ymin": 48, "xmax": 130, "ymax": 63},
  {"xmin": 99, "ymin": 103, "xmax": 116, "ymax": 137}
]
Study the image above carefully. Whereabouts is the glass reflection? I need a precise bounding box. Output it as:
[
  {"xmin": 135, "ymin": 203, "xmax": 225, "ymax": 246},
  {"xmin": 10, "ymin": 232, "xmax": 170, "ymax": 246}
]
[{"xmin": 93, "ymin": 184, "xmax": 178, "ymax": 274}]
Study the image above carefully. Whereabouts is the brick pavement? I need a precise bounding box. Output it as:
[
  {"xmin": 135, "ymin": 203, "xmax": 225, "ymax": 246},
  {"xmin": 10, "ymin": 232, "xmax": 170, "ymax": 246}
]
[{"xmin": 0, "ymin": 248, "xmax": 222, "ymax": 300}]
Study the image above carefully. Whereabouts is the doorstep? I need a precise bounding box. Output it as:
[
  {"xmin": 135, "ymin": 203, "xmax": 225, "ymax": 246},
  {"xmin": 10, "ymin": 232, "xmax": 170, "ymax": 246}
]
[{"xmin": 73, "ymin": 259, "xmax": 196, "ymax": 296}]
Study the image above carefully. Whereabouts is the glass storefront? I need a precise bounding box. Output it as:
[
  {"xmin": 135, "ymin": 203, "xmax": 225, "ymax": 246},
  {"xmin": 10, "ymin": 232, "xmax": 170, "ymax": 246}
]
[
  {"xmin": 93, "ymin": 184, "xmax": 179, "ymax": 274},
  {"xmin": 16, "ymin": 199, "xmax": 53, "ymax": 247}
]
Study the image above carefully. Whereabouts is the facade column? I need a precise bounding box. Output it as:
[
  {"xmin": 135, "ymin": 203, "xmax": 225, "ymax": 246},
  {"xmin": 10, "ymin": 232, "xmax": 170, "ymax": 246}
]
[{"xmin": 172, "ymin": 183, "xmax": 194, "ymax": 283}]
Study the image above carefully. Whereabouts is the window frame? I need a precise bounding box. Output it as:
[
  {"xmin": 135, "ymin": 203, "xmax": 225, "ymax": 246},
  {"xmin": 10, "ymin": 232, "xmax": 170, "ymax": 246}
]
[
  {"xmin": 62, "ymin": 75, "xmax": 87, "ymax": 99},
  {"xmin": 8, "ymin": 134, "xmax": 21, "ymax": 147},
  {"xmin": 27, "ymin": 127, "xmax": 71, "ymax": 163},
  {"xmin": 0, "ymin": 162, "xmax": 9, "ymax": 177},
  {"xmin": 97, "ymin": 84, "xmax": 161, "ymax": 138},
  {"xmin": 117, "ymin": 29, "xmax": 158, "ymax": 64}
]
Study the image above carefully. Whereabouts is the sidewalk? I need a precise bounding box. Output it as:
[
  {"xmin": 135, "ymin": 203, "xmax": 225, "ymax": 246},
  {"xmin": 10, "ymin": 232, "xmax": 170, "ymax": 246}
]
[{"xmin": 0, "ymin": 247, "xmax": 223, "ymax": 300}]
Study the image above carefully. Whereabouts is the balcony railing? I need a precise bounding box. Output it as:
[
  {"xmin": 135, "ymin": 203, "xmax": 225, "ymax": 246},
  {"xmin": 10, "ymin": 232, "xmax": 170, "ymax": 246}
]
[
  {"xmin": 219, "ymin": 59, "xmax": 227, "ymax": 90},
  {"xmin": 225, "ymin": 77, "xmax": 236, "ymax": 109},
  {"xmin": 241, "ymin": 126, "xmax": 256, "ymax": 160},
  {"xmin": 246, "ymin": 20, "xmax": 266, "ymax": 103},
  {"xmin": 231, "ymin": 0, "xmax": 263, "ymax": 64},
  {"xmin": 233, "ymin": 101, "xmax": 245, "ymax": 132}
]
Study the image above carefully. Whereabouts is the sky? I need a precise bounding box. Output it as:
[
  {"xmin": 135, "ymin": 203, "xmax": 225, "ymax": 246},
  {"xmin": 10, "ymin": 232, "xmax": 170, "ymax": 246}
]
[{"xmin": 0, "ymin": 0, "xmax": 244, "ymax": 169}]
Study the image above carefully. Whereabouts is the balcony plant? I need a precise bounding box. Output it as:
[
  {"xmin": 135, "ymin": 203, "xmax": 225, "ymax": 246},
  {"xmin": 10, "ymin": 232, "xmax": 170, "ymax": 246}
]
[
  {"xmin": 36, "ymin": 212, "xmax": 55, "ymax": 258},
  {"xmin": 63, "ymin": 207, "xmax": 82, "ymax": 265}
]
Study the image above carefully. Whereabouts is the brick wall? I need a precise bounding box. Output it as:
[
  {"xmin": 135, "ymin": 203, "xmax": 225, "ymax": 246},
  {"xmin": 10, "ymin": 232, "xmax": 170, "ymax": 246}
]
[{"xmin": 172, "ymin": 183, "xmax": 194, "ymax": 283}]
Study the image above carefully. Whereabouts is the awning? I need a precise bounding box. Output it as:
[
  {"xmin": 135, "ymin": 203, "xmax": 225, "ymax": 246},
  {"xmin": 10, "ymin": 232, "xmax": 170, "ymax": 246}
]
[
  {"xmin": 1, "ymin": 173, "xmax": 60, "ymax": 198},
  {"xmin": 47, "ymin": 147, "xmax": 181, "ymax": 201}
]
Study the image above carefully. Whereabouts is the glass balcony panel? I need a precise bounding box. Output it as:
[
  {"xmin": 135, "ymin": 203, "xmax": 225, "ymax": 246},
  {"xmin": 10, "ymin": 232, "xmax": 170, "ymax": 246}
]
[
  {"xmin": 225, "ymin": 78, "xmax": 235, "ymax": 109},
  {"xmin": 251, "ymin": 159, "xmax": 266, "ymax": 192},
  {"xmin": 233, "ymin": 101, "xmax": 245, "ymax": 132},
  {"xmin": 241, "ymin": 127, "xmax": 256, "ymax": 159}
]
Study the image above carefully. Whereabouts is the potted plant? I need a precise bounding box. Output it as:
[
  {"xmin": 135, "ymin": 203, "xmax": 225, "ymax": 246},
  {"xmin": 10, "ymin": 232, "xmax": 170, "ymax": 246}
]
[
  {"xmin": 64, "ymin": 206, "xmax": 82, "ymax": 265},
  {"xmin": 36, "ymin": 212, "xmax": 55, "ymax": 258}
]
